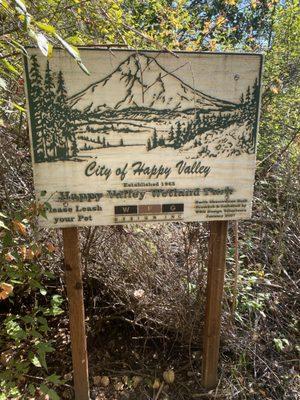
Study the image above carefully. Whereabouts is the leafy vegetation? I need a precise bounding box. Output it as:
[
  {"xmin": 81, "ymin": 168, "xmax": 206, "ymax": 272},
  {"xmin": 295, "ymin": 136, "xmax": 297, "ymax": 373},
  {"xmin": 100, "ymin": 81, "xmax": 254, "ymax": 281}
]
[
  {"xmin": 0, "ymin": 0, "xmax": 299, "ymax": 399},
  {"xmin": 0, "ymin": 211, "xmax": 64, "ymax": 399}
]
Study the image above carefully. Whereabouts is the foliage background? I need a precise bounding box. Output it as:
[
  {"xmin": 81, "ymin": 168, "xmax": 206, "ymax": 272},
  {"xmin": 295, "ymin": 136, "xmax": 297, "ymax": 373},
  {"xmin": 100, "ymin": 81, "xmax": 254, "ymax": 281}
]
[{"xmin": 0, "ymin": 0, "xmax": 299, "ymax": 399}]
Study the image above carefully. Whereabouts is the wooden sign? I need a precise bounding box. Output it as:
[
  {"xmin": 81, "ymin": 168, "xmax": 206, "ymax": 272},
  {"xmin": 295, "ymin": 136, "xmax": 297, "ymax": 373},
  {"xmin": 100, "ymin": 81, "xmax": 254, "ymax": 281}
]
[
  {"xmin": 23, "ymin": 49, "xmax": 263, "ymax": 399},
  {"xmin": 24, "ymin": 49, "xmax": 262, "ymax": 227}
]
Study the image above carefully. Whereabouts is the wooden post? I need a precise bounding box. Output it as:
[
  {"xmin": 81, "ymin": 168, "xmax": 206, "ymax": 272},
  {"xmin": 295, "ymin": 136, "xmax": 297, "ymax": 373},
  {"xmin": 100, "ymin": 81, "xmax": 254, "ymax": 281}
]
[
  {"xmin": 62, "ymin": 228, "xmax": 90, "ymax": 400},
  {"xmin": 202, "ymin": 221, "xmax": 228, "ymax": 390}
]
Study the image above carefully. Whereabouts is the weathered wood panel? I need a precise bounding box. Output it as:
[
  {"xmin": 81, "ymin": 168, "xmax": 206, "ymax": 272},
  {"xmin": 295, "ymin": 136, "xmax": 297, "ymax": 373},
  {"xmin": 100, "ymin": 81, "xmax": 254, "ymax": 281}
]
[{"xmin": 24, "ymin": 49, "xmax": 263, "ymax": 227}]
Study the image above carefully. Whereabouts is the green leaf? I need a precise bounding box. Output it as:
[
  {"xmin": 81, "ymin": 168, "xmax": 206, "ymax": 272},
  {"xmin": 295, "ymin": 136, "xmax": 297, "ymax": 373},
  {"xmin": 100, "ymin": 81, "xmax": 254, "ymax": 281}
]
[
  {"xmin": 35, "ymin": 21, "xmax": 56, "ymax": 34},
  {"xmin": 35, "ymin": 341, "xmax": 54, "ymax": 370},
  {"xmin": 31, "ymin": 329, "xmax": 43, "ymax": 339},
  {"xmin": 0, "ymin": 77, "xmax": 7, "ymax": 90},
  {"xmin": 5, "ymin": 319, "xmax": 27, "ymax": 341},
  {"xmin": 282, "ymin": 338, "xmax": 290, "ymax": 346},
  {"xmin": 55, "ymin": 33, "xmax": 90, "ymax": 75},
  {"xmin": 46, "ymin": 374, "xmax": 64, "ymax": 385},
  {"xmin": 49, "ymin": 294, "xmax": 64, "ymax": 316},
  {"xmin": 37, "ymin": 316, "xmax": 49, "ymax": 329},
  {"xmin": 22, "ymin": 315, "xmax": 34, "ymax": 324},
  {"xmin": 48, "ymin": 389, "xmax": 60, "ymax": 400},
  {"xmin": 0, "ymin": 220, "xmax": 9, "ymax": 230},
  {"xmin": 40, "ymin": 384, "xmax": 60, "ymax": 400},
  {"xmin": 24, "ymin": 12, "xmax": 31, "ymax": 29},
  {"xmin": 30, "ymin": 353, "xmax": 42, "ymax": 368},
  {"xmin": 77, "ymin": 61, "xmax": 90, "ymax": 76},
  {"xmin": 9, "ymin": 39, "xmax": 28, "ymax": 56},
  {"xmin": 0, "ymin": 1, "xmax": 9, "ymax": 10},
  {"xmin": 28, "ymin": 383, "xmax": 36, "ymax": 396},
  {"xmin": 51, "ymin": 294, "xmax": 63, "ymax": 307},
  {"xmin": 28, "ymin": 28, "xmax": 37, "ymax": 41},
  {"xmin": 40, "ymin": 383, "xmax": 49, "ymax": 394},
  {"xmin": 14, "ymin": 0, "xmax": 27, "ymax": 14},
  {"xmin": 273, "ymin": 338, "xmax": 284, "ymax": 352},
  {"xmin": 47, "ymin": 43, "xmax": 53, "ymax": 58},
  {"xmin": 55, "ymin": 33, "xmax": 80, "ymax": 60},
  {"xmin": 12, "ymin": 102, "xmax": 26, "ymax": 112},
  {"xmin": 0, "ymin": 59, "xmax": 19, "ymax": 75},
  {"xmin": 36, "ymin": 32, "xmax": 49, "ymax": 57}
]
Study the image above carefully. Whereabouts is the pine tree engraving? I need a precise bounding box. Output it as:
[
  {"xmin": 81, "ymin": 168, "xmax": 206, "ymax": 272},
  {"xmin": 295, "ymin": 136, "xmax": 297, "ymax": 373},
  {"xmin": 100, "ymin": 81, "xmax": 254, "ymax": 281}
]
[
  {"xmin": 29, "ymin": 56, "xmax": 46, "ymax": 161},
  {"xmin": 43, "ymin": 61, "xmax": 56, "ymax": 160},
  {"xmin": 56, "ymin": 71, "xmax": 77, "ymax": 159},
  {"xmin": 29, "ymin": 57, "xmax": 78, "ymax": 162}
]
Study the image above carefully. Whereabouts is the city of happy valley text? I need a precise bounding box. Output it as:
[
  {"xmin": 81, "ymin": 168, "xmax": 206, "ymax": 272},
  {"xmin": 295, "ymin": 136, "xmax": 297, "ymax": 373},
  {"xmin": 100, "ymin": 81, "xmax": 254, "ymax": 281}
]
[{"xmin": 85, "ymin": 160, "xmax": 211, "ymax": 180}]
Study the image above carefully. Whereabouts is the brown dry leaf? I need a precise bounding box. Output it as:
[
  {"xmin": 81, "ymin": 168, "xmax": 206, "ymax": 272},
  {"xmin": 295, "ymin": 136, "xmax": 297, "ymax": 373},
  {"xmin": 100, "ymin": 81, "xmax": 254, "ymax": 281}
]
[
  {"xmin": 0, "ymin": 349, "xmax": 14, "ymax": 365},
  {"xmin": 63, "ymin": 372, "xmax": 73, "ymax": 382},
  {"xmin": 202, "ymin": 21, "xmax": 211, "ymax": 35},
  {"xmin": 4, "ymin": 252, "xmax": 15, "ymax": 262},
  {"xmin": 152, "ymin": 378, "xmax": 161, "ymax": 389},
  {"xmin": 114, "ymin": 381, "xmax": 124, "ymax": 391},
  {"xmin": 93, "ymin": 375, "xmax": 110, "ymax": 387},
  {"xmin": 132, "ymin": 376, "xmax": 142, "ymax": 388},
  {"xmin": 62, "ymin": 389, "xmax": 73, "ymax": 399},
  {"xmin": 93, "ymin": 375, "xmax": 102, "ymax": 385},
  {"xmin": 0, "ymin": 282, "xmax": 14, "ymax": 300},
  {"xmin": 26, "ymin": 248, "xmax": 35, "ymax": 260},
  {"xmin": 20, "ymin": 245, "xmax": 27, "ymax": 260},
  {"xmin": 163, "ymin": 369, "xmax": 175, "ymax": 384},
  {"xmin": 259, "ymin": 389, "xmax": 267, "ymax": 397},
  {"xmin": 100, "ymin": 376, "xmax": 110, "ymax": 387},
  {"xmin": 46, "ymin": 242, "xmax": 56, "ymax": 253},
  {"xmin": 216, "ymin": 15, "xmax": 226, "ymax": 26},
  {"xmin": 12, "ymin": 220, "xmax": 27, "ymax": 236},
  {"xmin": 34, "ymin": 246, "xmax": 42, "ymax": 258},
  {"xmin": 133, "ymin": 289, "xmax": 145, "ymax": 299},
  {"xmin": 209, "ymin": 40, "xmax": 217, "ymax": 51},
  {"xmin": 270, "ymin": 85, "xmax": 280, "ymax": 94}
]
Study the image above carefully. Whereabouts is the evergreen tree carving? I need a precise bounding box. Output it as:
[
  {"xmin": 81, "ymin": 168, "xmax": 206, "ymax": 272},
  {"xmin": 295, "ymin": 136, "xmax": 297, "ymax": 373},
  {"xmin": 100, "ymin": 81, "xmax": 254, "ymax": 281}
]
[
  {"xmin": 56, "ymin": 71, "xmax": 77, "ymax": 158},
  {"xmin": 168, "ymin": 125, "xmax": 175, "ymax": 141},
  {"xmin": 174, "ymin": 121, "xmax": 182, "ymax": 149},
  {"xmin": 43, "ymin": 61, "xmax": 56, "ymax": 159},
  {"xmin": 158, "ymin": 136, "xmax": 165, "ymax": 146},
  {"xmin": 152, "ymin": 129, "xmax": 158, "ymax": 148},
  {"xmin": 29, "ymin": 58, "xmax": 79, "ymax": 162},
  {"xmin": 29, "ymin": 56, "xmax": 45, "ymax": 161},
  {"xmin": 146, "ymin": 138, "xmax": 151, "ymax": 151}
]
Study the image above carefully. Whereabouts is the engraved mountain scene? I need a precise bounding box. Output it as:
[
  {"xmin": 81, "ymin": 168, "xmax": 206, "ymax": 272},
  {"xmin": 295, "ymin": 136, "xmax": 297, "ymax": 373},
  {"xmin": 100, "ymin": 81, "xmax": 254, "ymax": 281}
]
[
  {"xmin": 69, "ymin": 53, "xmax": 235, "ymax": 112},
  {"xmin": 27, "ymin": 53, "xmax": 260, "ymax": 163}
]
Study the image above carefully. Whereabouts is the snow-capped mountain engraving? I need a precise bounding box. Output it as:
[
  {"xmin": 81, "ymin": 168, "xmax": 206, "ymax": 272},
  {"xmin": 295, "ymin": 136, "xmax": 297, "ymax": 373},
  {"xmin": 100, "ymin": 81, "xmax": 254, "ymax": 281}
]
[
  {"xmin": 27, "ymin": 53, "xmax": 260, "ymax": 163},
  {"xmin": 69, "ymin": 53, "xmax": 237, "ymax": 113}
]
